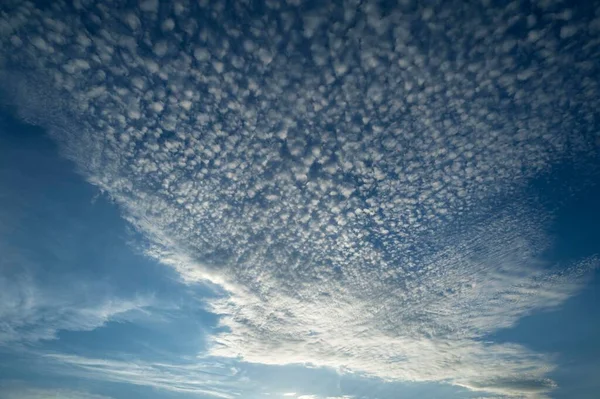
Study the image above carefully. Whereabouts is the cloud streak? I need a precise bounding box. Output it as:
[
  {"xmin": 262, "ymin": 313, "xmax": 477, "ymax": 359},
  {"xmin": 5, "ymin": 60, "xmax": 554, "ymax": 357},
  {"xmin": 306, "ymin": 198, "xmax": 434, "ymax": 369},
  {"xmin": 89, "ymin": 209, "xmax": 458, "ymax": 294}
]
[
  {"xmin": 0, "ymin": 266, "xmax": 151, "ymax": 345},
  {"xmin": 43, "ymin": 353, "xmax": 244, "ymax": 399},
  {"xmin": 1, "ymin": 0, "xmax": 599, "ymax": 397}
]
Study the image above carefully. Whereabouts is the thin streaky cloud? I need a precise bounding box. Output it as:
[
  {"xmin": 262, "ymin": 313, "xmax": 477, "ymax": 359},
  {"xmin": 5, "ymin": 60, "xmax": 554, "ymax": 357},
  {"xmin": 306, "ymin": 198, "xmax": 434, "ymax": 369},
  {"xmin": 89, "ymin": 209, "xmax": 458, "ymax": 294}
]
[{"xmin": 43, "ymin": 353, "xmax": 244, "ymax": 399}]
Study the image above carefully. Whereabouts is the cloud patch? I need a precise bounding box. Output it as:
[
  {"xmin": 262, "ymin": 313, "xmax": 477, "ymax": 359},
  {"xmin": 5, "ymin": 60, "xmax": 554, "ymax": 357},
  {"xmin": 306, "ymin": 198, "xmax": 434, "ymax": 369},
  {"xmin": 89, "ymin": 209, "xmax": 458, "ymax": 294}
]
[
  {"xmin": 43, "ymin": 353, "xmax": 244, "ymax": 399},
  {"xmin": 0, "ymin": 266, "xmax": 151, "ymax": 345}
]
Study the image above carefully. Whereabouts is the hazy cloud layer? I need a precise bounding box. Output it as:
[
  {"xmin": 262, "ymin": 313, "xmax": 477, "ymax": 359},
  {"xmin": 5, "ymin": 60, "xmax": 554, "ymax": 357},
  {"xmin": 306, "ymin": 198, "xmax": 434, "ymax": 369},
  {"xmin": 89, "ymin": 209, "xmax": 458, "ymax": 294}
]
[{"xmin": 1, "ymin": 0, "xmax": 599, "ymax": 397}]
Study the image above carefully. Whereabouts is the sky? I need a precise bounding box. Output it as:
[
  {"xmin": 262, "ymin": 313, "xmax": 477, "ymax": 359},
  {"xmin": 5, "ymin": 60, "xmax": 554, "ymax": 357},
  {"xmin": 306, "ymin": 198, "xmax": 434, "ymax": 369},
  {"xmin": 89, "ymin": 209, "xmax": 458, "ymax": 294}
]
[{"xmin": 0, "ymin": 0, "xmax": 599, "ymax": 398}]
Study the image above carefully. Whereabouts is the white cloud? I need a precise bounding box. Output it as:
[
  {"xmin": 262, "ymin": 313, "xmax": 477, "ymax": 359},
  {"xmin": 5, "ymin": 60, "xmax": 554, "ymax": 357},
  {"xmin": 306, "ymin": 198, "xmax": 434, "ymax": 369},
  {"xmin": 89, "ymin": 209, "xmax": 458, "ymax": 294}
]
[
  {"xmin": 44, "ymin": 353, "xmax": 242, "ymax": 399},
  {"xmin": 0, "ymin": 1, "xmax": 598, "ymax": 398},
  {"xmin": 0, "ymin": 268, "xmax": 152, "ymax": 344},
  {"xmin": 205, "ymin": 221, "xmax": 595, "ymax": 397},
  {"xmin": 0, "ymin": 228, "xmax": 150, "ymax": 345}
]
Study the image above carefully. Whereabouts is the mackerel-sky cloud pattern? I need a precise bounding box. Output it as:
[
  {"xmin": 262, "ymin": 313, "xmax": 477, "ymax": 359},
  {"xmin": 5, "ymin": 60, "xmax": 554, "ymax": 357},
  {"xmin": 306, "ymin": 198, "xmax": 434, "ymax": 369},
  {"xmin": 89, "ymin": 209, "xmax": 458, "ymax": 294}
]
[{"xmin": 1, "ymin": 0, "xmax": 599, "ymax": 397}]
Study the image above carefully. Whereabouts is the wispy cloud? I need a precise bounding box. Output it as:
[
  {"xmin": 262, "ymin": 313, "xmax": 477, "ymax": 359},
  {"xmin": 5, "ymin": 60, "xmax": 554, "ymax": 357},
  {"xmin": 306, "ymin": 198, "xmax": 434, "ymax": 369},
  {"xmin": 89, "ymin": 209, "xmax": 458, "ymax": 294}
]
[
  {"xmin": 0, "ymin": 235, "xmax": 150, "ymax": 345},
  {"xmin": 44, "ymin": 353, "xmax": 243, "ymax": 399},
  {"xmin": 0, "ymin": 268, "xmax": 151, "ymax": 344},
  {"xmin": 0, "ymin": 0, "xmax": 598, "ymax": 398}
]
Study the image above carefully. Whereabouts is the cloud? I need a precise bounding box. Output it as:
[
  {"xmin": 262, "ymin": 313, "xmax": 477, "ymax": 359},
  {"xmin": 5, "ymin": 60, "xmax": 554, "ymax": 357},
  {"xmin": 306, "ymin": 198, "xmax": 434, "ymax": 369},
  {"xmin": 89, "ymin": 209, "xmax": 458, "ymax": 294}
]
[
  {"xmin": 0, "ymin": 0, "xmax": 599, "ymax": 398},
  {"xmin": 0, "ymin": 130, "xmax": 157, "ymax": 346},
  {"xmin": 43, "ymin": 353, "xmax": 243, "ymax": 399},
  {"xmin": 0, "ymin": 267, "xmax": 151, "ymax": 344},
  {"xmin": 0, "ymin": 194, "xmax": 153, "ymax": 345},
  {"xmin": 206, "ymin": 224, "xmax": 595, "ymax": 398},
  {"xmin": 459, "ymin": 377, "xmax": 557, "ymax": 397}
]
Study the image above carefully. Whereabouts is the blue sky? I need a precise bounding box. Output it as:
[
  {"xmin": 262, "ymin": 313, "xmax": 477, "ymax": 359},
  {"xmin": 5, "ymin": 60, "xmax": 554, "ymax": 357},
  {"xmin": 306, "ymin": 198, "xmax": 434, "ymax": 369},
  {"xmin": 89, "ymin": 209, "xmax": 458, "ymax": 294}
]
[{"xmin": 1, "ymin": 1, "xmax": 599, "ymax": 398}]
